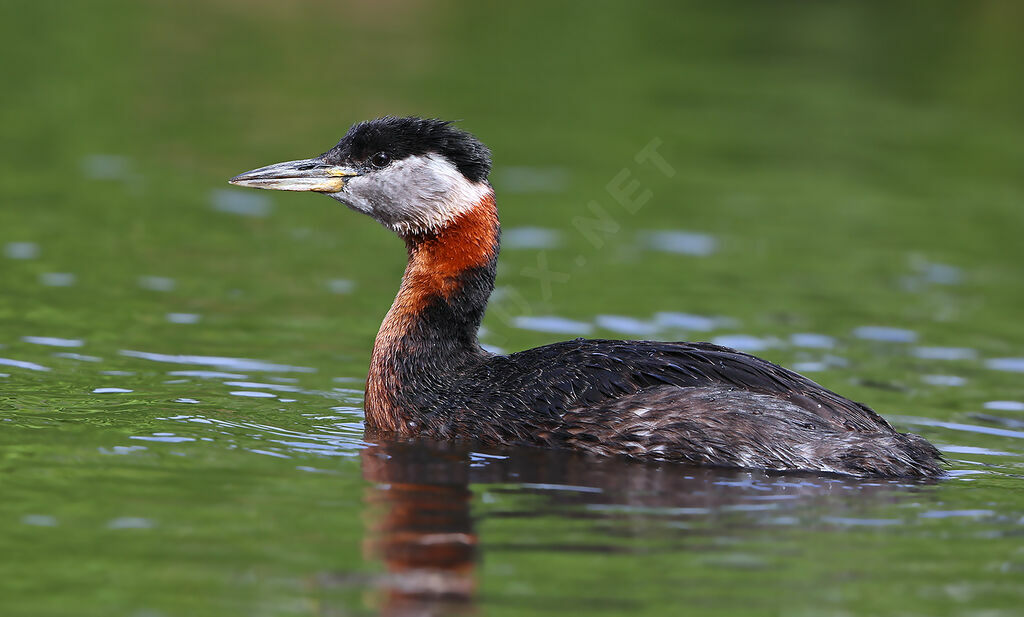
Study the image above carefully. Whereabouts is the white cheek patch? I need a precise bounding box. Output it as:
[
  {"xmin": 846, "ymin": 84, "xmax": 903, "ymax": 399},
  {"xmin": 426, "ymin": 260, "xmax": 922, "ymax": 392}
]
[{"xmin": 334, "ymin": 154, "xmax": 492, "ymax": 235}]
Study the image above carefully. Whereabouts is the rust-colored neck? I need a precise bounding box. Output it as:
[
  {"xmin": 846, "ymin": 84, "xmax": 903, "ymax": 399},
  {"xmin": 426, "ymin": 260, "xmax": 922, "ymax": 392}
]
[{"xmin": 365, "ymin": 194, "xmax": 500, "ymax": 432}]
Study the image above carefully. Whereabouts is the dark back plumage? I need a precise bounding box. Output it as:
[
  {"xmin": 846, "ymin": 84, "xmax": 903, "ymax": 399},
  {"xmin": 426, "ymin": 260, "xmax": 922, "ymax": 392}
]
[{"xmin": 385, "ymin": 335, "xmax": 942, "ymax": 477}]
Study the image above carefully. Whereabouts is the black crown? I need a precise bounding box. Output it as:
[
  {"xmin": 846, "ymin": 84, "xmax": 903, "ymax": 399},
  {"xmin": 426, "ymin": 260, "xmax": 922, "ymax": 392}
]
[{"xmin": 325, "ymin": 116, "xmax": 492, "ymax": 183}]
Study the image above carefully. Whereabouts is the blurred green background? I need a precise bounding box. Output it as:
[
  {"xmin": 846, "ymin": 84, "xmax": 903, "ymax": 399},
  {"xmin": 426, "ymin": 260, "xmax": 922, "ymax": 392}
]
[{"xmin": 2, "ymin": 1, "xmax": 1023, "ymax": 616}]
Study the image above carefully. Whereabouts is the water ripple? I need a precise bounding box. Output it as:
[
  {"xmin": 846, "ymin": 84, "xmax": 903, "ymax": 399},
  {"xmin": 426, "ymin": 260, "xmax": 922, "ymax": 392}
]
[
  {"xmin": 919, "ymin": 510, "xmax": 993, "ymax": 519},
  {"xmin": 39, "ymin": 272, "xmax": 76, "ymax": 287},
  {"xmin": 853, "ymin": 326, "xmax": 918, "ymax": 343},
  {"xmin": 223, "ymin": 381, "xmax": 301, "ymax": 392},
  {"xmin": 654, "ymin": 312, "xmax": 723, "ymax": 332},
  {"xmin": 711, "ymin": 335, "xmax": 774, "ymax": 352},
  {"xmin": 326, "ymin": 279, "xmax": 356, "ymax": 294},
  {"xmin": 641, "ymin": 230, "xmax": 718, "ymax": 256},
  {"xmin": 229, "ymin": 391, "xmax": 276, "ymax": 398},
  {"xmin": 169, "ymin": 370, "xmax": 248, "ymax": 379},
  {"xmin": 595, "ymin": 315, "xmax": 659, "ymax": 336},
  {"xmin": 0, "ymin": 357, "xmax": 51, "ymax": 372},
  {"xmin": 4, "ymin": 241, "xmax": 39, "ymax": 259},
  {"xmin": 986, "ymin": 358, "xmax": 1024, "ymax": 373},
  {"xmin": 502, "ymin": 227, "xmax": 563, "ymax": 249},
  {"xmin": 921, "ymin": 375, "xmax": 967, "ymax": 387},
  {"xmin": 912, "ymin": 346, "xmax": 977, "ymax": 361},
  {"xmin": 513, "ymin": 316, "xmax": 593, "ymax": 335},
  {"xmin": 137, "ymin": 275, "xmax": 175, "ymax": 292},
  {"xmin": 895, "ymin": 416, "xmax": 1024, "ymax": 440},
  {"xmin": 159, "ymin": 414, "xmax": 369, "ymax": 457},
  {"xmin": 120, "ymin": 350, "xmax": 315, "ymax": 373},
  {"xmin": 21, "ymin": 514, "xmax": 58, "ymax": 527},
  {"xmin": 166, "ymin": 313, "xmax": 201, "ymax": 324},
  {"xmin": 211, "ymin": 188, "xmax": 272, "ymax": 217},
  {"xmin": 53, "ymin": 352, "xmax": 102, "ymax": 362},
  {"xmin": 22, "ymin": 336, "xmax": 84, "ymax": 347},
  {"xmin": 790, "ymin": 333, "xmax": 836, "ymax": 349},
  {"xmin": 940, "ymin": 445, "xmax": 1016, "ymax": 457},
  {"xmin": 984, "ymin": 401, "xmax": 1024, "ymax": 412}
]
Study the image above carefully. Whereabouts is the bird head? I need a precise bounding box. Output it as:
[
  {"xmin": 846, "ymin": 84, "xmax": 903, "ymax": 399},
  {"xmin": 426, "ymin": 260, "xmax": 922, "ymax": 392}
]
[{"xmin": 230, "ymin": 117, "xmax": 493, "ymax": 236}]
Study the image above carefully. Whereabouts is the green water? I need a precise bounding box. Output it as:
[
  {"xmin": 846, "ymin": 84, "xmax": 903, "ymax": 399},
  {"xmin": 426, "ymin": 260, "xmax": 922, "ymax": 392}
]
[{"xmin": 2, "ymin": 1, "xmax": 1024, "ymax": 615}]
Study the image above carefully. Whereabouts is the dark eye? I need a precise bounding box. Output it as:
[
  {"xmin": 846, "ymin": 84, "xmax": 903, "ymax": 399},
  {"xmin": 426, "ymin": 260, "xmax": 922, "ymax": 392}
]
[{"xmin": 370, "ymin": 151, "xmax": 391, "ymax": 168}]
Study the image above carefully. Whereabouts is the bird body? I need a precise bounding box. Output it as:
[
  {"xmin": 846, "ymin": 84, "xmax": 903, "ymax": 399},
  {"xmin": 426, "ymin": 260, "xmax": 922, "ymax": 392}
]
[{"xmin": 231, "ymin": 116, "xmax": 943, "ymax": 478}]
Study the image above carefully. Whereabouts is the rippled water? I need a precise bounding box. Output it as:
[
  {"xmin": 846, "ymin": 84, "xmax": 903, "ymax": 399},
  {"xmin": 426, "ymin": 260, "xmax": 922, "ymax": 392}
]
[{"xmin": 3, "ymin": 1, "xmax": 1024, "ymax": 616}]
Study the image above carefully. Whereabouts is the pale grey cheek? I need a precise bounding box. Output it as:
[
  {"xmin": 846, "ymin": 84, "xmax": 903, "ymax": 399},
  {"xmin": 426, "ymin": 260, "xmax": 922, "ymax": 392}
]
[
  {"xmin": 326, "ymin": 192, "xmax": 367, "ymax": 214},
  {"xmin": 327, "ymin": 181, "xmax": 376, "ymax": 215},
  {"xmin": 343, "ymin": 171, "xmax": 450, "ymax": 225}
]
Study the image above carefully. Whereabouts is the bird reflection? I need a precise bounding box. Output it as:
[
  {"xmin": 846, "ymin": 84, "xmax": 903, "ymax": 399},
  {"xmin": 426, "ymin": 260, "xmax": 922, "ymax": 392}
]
[
  {"xmin": 360, "ymin": 431, "xmax": 478, "ymax": 617},
  {"xmin": 356, "ymin": 430, "xmax": 934, "ymax": 616}
]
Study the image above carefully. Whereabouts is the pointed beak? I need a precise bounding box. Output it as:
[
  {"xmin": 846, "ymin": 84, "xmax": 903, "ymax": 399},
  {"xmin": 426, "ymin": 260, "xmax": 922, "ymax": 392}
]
[{"xmin": 229, "ymin": 158, "xmax": 359, "ymax": 192}]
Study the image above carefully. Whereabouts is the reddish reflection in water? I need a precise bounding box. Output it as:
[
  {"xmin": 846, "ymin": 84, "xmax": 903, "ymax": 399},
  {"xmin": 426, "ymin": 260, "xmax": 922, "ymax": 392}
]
[
  {"xmin": 360, "ymin": 434, "xmax": 478, "ymax": 617},
  {"xmin": 356, "ymin": 430, "xmax": 934, "ymax": 616}
]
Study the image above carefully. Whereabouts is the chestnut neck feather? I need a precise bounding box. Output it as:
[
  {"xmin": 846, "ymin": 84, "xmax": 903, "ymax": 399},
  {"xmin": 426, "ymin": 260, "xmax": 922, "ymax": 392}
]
[{"xmin": 365, "ymin": 193, "xmax": 499, "ymax": 431}]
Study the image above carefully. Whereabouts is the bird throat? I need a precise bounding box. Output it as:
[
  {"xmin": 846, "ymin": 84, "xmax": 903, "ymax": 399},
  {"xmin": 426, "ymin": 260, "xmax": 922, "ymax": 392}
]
[{"xmin": 364, "ymin": 193, "xmax": 500, "ymax": 431}]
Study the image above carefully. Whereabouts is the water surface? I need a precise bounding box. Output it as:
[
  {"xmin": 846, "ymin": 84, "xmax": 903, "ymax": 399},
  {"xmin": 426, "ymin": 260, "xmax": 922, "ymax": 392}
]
[{"xmin": 2, "ymin": 1, "xmax": 1024, "ymax": 616}]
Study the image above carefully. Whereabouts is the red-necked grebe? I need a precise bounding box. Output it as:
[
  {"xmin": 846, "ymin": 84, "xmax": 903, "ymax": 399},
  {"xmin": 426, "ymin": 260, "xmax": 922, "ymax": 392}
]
[{"xmin": 230, "ymin": 116, "xmax": 943, "ymax": 478}]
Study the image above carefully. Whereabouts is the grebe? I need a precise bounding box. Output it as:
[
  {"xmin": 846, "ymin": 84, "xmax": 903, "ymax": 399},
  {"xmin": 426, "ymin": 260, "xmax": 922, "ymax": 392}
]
[{"xmin": 230, "ymin": 116, "xmax": 943, "ymax": 478}]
